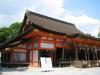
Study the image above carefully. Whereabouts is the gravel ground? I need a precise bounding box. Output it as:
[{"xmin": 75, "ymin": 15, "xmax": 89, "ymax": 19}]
[{"xmin": 0, "ymin": 67, "xmax": 100, "ymax": 75}]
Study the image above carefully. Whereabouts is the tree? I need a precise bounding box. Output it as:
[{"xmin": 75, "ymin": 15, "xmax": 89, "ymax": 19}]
[
  {"xmin": 9, "ymin": 22, "xmax": 21, "ymax": 39},
  {"xmin": 0, "ymin": 27, "xmax": 10, "ymax": 42},
  {"xmin": 0, "ymin": 22, "xmax": 21, "ymax": 42}
]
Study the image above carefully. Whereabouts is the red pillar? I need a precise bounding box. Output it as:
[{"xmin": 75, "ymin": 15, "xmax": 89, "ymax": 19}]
[
  {"xmin": 32, "ymin": 49, "xmax": 33, "ymax": 65},
  {"xmin": 38, "ymin": 37, "xmax": 41, "ymax": 67},
  {"xmin": 32, "ymin": 38, "xmax": 34, "ymax": 66},
  {"xmin": 26, "ymin": 43, "xmax": 30, "ymax": 65}
]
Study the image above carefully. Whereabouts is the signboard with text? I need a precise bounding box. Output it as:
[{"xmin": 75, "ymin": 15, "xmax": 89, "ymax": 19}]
[{"xmin": 40, "ymin": 57, "xmax": 52, "ymax": 70}]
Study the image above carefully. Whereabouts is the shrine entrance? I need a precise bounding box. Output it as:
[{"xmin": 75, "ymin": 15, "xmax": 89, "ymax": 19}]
[
  {"xmin": 39, "ymin": 50, "xmax": 54, "ymax": 67},
  {"xmin": 39, "ymin": 50, "xmax": 51, "ymax": 57},
  {"xmin": 54, "ymin": 48, "xmax": 63, "ymax": 67},
  {"xmin": 39, "ymin": 48, "xmax": 64, "ymax": 67}
]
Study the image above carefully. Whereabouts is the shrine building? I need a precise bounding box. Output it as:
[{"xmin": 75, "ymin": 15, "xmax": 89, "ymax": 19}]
[{"xmin": 0, "ymin": 10, "xmax": 100, "ymax": 68}]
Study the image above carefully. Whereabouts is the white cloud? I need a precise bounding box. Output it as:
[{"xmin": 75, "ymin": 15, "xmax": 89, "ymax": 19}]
[
  {"xmin": 0, "ymin": 0, "xmax": 100, "ymax": 37},
  {"xmin": 63, "ymin": 14, "xmax": 100, "ymax": 37},
  {"xmin": 25, "ymin": 0, "xmax": 65, "ymax": 18},
  {"xmin": 25, "ymin": 0, "xmax": 100, "ymax": 37},
  {"xmin": 0, "ymin": 13, "xmax": 24, "ymax": 27},
  {"xmin": 0, "ymin": 0, "xmax": 65, "ymax": 27}
]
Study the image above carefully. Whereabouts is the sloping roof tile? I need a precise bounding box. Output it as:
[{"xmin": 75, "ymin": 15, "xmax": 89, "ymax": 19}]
[{"xmin": 26, "ymin": 10, "xmax": 84, "ymax": 35}]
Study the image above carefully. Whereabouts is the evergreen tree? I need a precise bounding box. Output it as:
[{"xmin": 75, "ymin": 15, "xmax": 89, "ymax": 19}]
[{"xmin": 0, "ymin": 22, "xmax": 21, "ymax": 42}]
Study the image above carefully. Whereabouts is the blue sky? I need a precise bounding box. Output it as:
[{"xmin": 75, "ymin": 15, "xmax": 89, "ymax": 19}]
[
  {"xmin": 64, "ymin": 0, "xmax": 100, "ymax": 19},
  {"xmin": 0, "ymin": 0, "xmax": 100, "ymax": 37}
]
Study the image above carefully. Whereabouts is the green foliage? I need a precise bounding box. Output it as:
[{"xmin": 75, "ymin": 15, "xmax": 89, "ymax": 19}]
[
  {"xmin": 0, "ymin": 27, "xmax": 10, "ymax": 42},
  {"xmin": 9, "ymin": 22, "xmax": 21, "ymax": 39},
  {"xmin": 0, "ymin": 22, "xmax": 21, "ymax": 42}
]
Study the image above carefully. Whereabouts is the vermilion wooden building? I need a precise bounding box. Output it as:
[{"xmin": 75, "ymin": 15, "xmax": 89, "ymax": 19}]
[{"xmin": 0, "ymin": 10, "xmax": 100, "ymax": 68}]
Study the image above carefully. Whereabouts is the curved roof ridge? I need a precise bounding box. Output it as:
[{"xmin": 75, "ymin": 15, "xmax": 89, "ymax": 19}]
[
  {"xmin": 26, "ymin": 10, "xmax": 75, "ymax": 26},
  {"xmin": 26, "ymin": 10, "xmax": 84, "ymax": 35}
]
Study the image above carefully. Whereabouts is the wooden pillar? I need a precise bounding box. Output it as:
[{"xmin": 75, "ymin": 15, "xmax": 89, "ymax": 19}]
[
  {"xmin": 93, "ymin": 47, "xmax": 96, "ymax": 60},
  {"xmin": 53, "ymin": 49, "xmax": 56, "ymax": 66},
  {"xmin": 38, "ymin": 37, "xmax": 41, "ymax": 67},
  {"xmin": 94, "ymin": 46, "xmax": 99, "ymax": 66},
  {"xmin": 12, "ymin": 49, "xmax": 14, "ymax": 64},
  {"xmin": 53, "ymin": 38, "xmax": 56, "ymax": 66},
  {"xmin": 38, "ymin": 50, "xmax": 40, "ymax": 67},
  {"xmin": 38, "ymin": 36, "xmax": 41, "ymax": 49},
  {"xmin": 5, "ymin": 51, "xmax": 7, "ymax": 63},
  {"xmin": 75, "ymin": 43, "xmax": 78, "ymax": 61},
  {"xmin": 32, "ymin": 50, "xmax": 33, "ymax": 65},
  {"xmin": 62, "ymin": 48, "xmax": 65, "ymax": 61},
  {"xmin": 2, "ymin": 51, "xmax": 4, "ymax": 63},
  {"xmin": 87, "ymin": 46, "xmax": 90, "ymax": 67},
  {"xmin": 26, "ymin": 43, "xmax": 30, "ymax": 64},
  {"xmin": 87, "ymin": 46, "xmax": 89, "ymax": 60},
  {"xmin": 32, "ymin": 40, "xmax": 34, "ymax": 65},
  {"xmin": 85, "ymin": 45, "xmax": 87, "ymax": 60},
  {"xmin": 95, "ymin": 46, "xmax": 97, "ymax": 59},
  {"xmin": 95, "ymin": 46, "xmax": 98, "ymax": 60}
]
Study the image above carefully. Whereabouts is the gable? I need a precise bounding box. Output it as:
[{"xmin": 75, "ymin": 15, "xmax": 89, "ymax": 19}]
[{"xmin": 18, "ymin": 14, "xmax": 33, "ymax": 34}]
